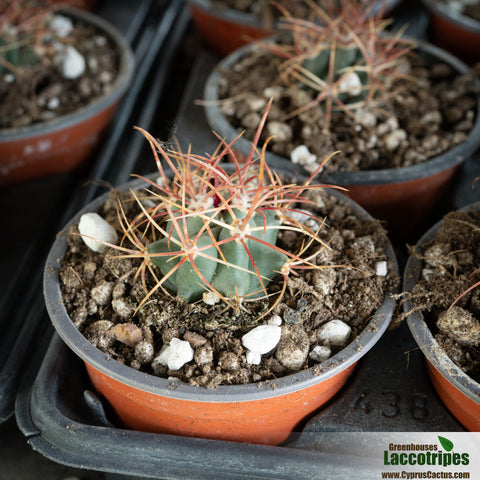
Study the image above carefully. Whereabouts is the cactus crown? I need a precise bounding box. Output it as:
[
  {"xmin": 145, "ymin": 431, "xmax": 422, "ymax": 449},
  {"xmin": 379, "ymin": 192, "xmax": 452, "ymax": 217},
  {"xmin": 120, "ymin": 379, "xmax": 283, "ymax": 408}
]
[
  {"xmin": 264, "ymin": 0, "xmax": 415, "ymax": 129},
  {"xmin": 0, "ymin": 0, "xmax": 57, "ymax": 75},
  {"xmin": 114, "ymin": 105, "xmax": 337, "ymax": 315}
]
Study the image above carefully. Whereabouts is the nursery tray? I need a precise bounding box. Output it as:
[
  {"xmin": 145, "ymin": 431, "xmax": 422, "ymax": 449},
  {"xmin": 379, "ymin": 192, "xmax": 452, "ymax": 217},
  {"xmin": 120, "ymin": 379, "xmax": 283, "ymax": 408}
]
[
  {"xmin": 13, "ymin": 0, "xmax": 480, "ymax": 478},
  {"xmin": 0, "ymin": 0, "xmax": 186, "ymax": 423}
]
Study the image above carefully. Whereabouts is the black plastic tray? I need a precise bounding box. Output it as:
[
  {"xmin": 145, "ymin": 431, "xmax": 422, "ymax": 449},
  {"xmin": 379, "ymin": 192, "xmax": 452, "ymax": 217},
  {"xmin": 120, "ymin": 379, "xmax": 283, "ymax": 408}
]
[
  {"xmin": 0, "ymin": 0, "xmax": 185, "ymax": 423},
  {"xmin": 12, "ymin": 0, "xmax": 480, "ymax": 478}
]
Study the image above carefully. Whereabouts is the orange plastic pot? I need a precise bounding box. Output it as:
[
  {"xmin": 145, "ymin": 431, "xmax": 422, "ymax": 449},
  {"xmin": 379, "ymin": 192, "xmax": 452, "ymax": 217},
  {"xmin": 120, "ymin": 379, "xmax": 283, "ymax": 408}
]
[
  {"xmin": 187, "ymin": 0, "xmax": 273, "ymax": 56},
  {"xmin": 204, "ymin": 39, "xmax": 480, "ymax": 240},
  {"xmin": 44, "ymin": 174, "xmax": 397, "ymax": 445},
  {"xmin": 187, "ymin": 0, "xmax": 401, "ymax": 56},
  {"xmin": 0, "ymin": 8, "xmax": 134, "ymax": 186},
  {"xmin": 423, "ymin": 0, "xmax": 480, "ymax": 64},
  {"xmin": 403, "ymin": 201, "xmax": 480, "ymax": 432}
]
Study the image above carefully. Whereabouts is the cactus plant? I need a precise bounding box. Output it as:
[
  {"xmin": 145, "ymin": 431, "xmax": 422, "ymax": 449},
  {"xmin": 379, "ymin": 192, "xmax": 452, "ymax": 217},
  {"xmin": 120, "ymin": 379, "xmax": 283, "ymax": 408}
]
[
  {"xmin": 262, "ymin": 0, "xmax": 415, "ymax": 130},
  {"xmin": 107, "ymin": 105, "xmax": 338, "ymax": 313},
  {"xmin": 0, "ymin": 0, "xmax": 58, "ymax": 75}
]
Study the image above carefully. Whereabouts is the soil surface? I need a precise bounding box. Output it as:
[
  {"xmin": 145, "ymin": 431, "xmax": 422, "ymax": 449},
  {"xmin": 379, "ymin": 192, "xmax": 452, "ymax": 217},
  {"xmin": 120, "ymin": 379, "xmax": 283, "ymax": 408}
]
[
  {"xmin": 59, "ymin": 186, "xmax": 398, "ymax": 388},
  {"xmin": 0, "ymin": 16, "xmax": 119, "ymax": 130},
  {"xmin": 403, "ymin": 208, "xmax": 480, "ymax": 383},
  {"xmin": 217, "ymin": 45, "xmax": 477, "ymax": 173}
]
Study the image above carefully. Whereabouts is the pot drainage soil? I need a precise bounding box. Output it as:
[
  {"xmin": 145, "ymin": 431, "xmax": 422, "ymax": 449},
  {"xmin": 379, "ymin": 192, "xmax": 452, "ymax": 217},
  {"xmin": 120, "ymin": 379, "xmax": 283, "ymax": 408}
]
[
  {"xmin": 58, "ymin": 186, "xmax": 398, "ymax": 389},
  {"xmin": 217, "ymin": 46, "xmax": 477, "ymax": 173},
  {"xmin": 403, "ymin": 208, "xmax": 480, "ymax": 384},
  {"xmin": 0, "ymin": 14, "xmax": 119, "ymax": 130}
]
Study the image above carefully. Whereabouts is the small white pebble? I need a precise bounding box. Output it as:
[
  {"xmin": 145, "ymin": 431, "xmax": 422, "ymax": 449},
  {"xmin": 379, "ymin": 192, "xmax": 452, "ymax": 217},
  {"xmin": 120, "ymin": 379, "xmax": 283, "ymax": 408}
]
[
  {"xmin": 4, "ymin": 73, "xmax": 15, "ymax": 83},
  {"xmin": 263, "ymin": 86, "xmax": 283, "ymax": 100},
  {"xmin": 290, "ymin": 145, "xmax": 317, "ymax": 165},
  {"xmin": 242, "ymin": 325, "xmax": 281, "ymax": 354},
  {"xmin": 422, "ymin": 268, "xmax": 434, "ymax": 281},
  {"xmin": 47, "ymin": 97, "xmax": 60, "ymax": 110},
  {"xmin": 309, "ymin": 345, "xmax": 332, "ymax": 362},
  {"xmin": 155, "ymin": 176, "xmax": 164, "ymax": 187},
  {"xmin": 246, "ymin": 350, "xmax": 262, "ymax": 365},
  {"xmin": 376, "ymin": 261, "xmax": 388, "ymax": 277},
  {"xmin": 268, "ymin": 315, "xmax": 282, "ymax": 326},
  {"xmin": 287, "ymin": 209, "xmax": 319, "ymax": 230},
  {"xmin": 356, "ymin": 110, "xmax": 377, "ymax": 128},
  {"xmin": 317, "ymin": 319, "xmax": 351, "ymax": 348},
  {"xmin": 202, "ymin": 291, "xmax": 220, "ymax": 306},
  {"xmin": 49, "ymin": 14, "xmax": 73, "ymax": 37},
  {"xmin": 384, "ymin": 129, "xmax": 407, "ymax": 151},
  {"xmin": 78, "ymin": 212, "xmax": 118, "ymax": 253},
  {"xmin": 338, "ymin": 71, "xmax": 363, "ymax": 97},
  {"xmin": 55, "ymin": 45, "xmax": 86, "ymax": 79},
  {"xmin": 267, "ymin": 122, "xmax": 292, "ymax": 142},
  {"xmin": 154, "ymin": 338, "xmax": 193, "ymax": 370}
]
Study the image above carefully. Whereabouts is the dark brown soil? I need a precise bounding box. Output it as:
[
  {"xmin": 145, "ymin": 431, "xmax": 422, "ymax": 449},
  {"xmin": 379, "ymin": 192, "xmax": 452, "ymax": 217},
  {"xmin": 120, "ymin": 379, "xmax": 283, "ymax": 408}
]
[
  {"xmin": 403, "ymin": 208, "xmax": 480, "ymax": 383},
  {"xmin": 0, "ymin": 15, "xmax": 119, "ymax": 130},
  {"xmin": 59, "ymin": 187, "xmax": 398, "ymax": 388},
  {"xmin": 217, "ymin": 45, "xmax": 477, "ymax": 173}
]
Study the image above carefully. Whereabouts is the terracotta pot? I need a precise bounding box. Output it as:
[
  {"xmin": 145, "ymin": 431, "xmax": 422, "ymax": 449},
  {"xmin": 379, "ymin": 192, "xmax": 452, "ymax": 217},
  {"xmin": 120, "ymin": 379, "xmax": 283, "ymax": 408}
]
[
  {"xmin": 423, "ymin": 0, "xmax": 480, "ymax": 65},
  {"xmin": 403, "ymin": 201, "xmax": 480, "ymax": 431},
  {"xmin": 187, "ymin": 0, "xmax": 402, "ymax": 56},
  {"xmin": 203, "ymin": 39, "xmax": 480, "ymax": 240},
  {"xmin": 0, "ymin": 8, "xmax": 134, "ymax": 186},
  {"xmin": 44, "ymin": 174, "xmax": 398, "ymax": 445}
]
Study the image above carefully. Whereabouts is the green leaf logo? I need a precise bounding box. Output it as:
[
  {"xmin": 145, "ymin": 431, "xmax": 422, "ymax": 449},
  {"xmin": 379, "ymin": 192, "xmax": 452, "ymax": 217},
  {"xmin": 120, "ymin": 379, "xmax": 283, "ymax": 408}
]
[{"xmin": 438, "ymin": 436, "xmax": 454, "ymax": 452}]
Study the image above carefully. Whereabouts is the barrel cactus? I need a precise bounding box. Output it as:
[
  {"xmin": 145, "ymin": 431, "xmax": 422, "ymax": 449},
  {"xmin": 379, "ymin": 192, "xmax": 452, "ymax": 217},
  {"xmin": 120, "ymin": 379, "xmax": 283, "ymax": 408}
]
[
  {"xmin": 116, "ymin": 105, "xmax": 335, "ymax": 312},
  {"xmin": 0, "ymin": 0, "xmax": 56, "ymax": 75},
  {"xmin": 265, "ymin": 0, "xmax": 415, "ymax": 129}
]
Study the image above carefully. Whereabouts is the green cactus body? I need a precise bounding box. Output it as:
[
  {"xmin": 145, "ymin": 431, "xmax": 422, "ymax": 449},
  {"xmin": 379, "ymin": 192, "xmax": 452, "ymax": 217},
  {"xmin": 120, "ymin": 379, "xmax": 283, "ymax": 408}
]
[
  {"xmin": 302, "ymin": 46, "xmax": 367, "ymax": 103},
  {"xmin": 0, "ymin": 37, "xmax": 39, "ymax": 75},
  {"xmin": 147, "ymin": 208, "xmax": 287, "ymax": 301}
]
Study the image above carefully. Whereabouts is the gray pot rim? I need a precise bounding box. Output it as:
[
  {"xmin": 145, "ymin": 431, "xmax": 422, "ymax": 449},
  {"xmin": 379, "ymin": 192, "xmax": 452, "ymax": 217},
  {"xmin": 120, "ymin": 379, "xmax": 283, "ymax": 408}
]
[
  {"xmin": 0, "ymin": 7, "xmax": 134, "ymax": 142},
  {"xmin": 204, "ymin": 37, "xmax": 480, "ymax": 186},
  {"xmin": 44, "ymin": 171, "xmax": 398, "ymax": 403},
  {"xmin": 422, "ymin": 0, "xmax": 480, "ymax": 34},
  {"xmin": 187, "ymin": 0, "xmax": 402, "ymax": 26},
  {"xmin": 403, "ymin": 201, "xmax": 480, "ymax": 405}
]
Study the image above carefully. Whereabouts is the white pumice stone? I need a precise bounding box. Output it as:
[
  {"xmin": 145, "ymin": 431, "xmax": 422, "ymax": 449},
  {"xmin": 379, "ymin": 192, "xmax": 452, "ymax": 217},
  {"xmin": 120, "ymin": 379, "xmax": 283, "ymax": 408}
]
[
  {"xmin": 375, "ymin": 261, "xmax": 388, "ymax": 277},
  {"xmin": 384, "ymin": 129, "xmax": 407, "ymax": 151},
  {"xmin": 55, "ymin": 45, "xmax": 86, "ymax": 79},
  {"xmin": 202, "ymin": 291, "xmax": 220, "ymax": 306},
  {"xmin": 309, "ymin": 345, "xmax": 332, "ymax": 362},
  {"xmin": 154, "ymin": 338, "xmax": 194, "ymax": 370},
  {"xmin": 4, "ymin": 73, "xmax": 15, "ymax": 83},
  {"xmin": 246, "ymin": 350, "xmax": 262, "ymax": 365},
  {"xmin": 47, "ymin": 97, "xmax": 60, "ymax": 110},
  {"xmin": 422, "ymin": 268, "xmax": 434, "ymax": 281},
  {"xmin": 268, "ymin": 315, "xmax": 282, "ymax": 326},
  {"xmin": 317, "ymin": 319, "xmax": 351, "ymax": 348},
  {"xmin": 290, "ymin": 145, "xmax": 317, "ymax": 165},
  {"xmin": 242, "ymin": 325, "xmax": 281, "ymax": 354},
  {"xmin": 267, "ymin": 121, "xmax": 292, "ymax": 142},
  {"xmin": 338, "ymin": 71, "xmax": 363, "ymax": 97},
  {"xmin": 49, "ymin": 14, "xmax": 74, "ymax": 37},
  {"xmin": 78, "ymin": 212, "xmax": 118, "ymax": 253}
]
